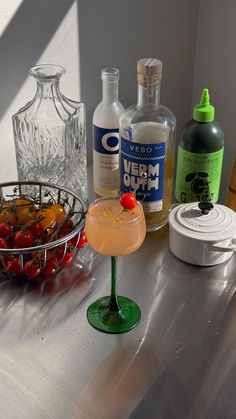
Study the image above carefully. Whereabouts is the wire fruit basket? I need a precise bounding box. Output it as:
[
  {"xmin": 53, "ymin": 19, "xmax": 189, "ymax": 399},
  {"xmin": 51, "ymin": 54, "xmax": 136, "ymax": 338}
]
[{"xmin": 0, "ymin": 181, "xmax": 87, "ymax": 279}]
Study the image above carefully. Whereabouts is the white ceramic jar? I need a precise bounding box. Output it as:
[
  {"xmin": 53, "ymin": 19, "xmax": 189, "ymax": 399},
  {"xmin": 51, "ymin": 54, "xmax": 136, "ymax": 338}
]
[{"xmin": 169, "ymin": 202, "xmax": 236, "ymax": 266}]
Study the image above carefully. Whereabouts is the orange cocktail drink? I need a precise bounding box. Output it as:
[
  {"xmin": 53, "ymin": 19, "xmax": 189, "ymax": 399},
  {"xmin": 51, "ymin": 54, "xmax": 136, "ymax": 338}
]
[{"xmin": 85, "ymin": 198, "xmax": 146, "ymax": 256}]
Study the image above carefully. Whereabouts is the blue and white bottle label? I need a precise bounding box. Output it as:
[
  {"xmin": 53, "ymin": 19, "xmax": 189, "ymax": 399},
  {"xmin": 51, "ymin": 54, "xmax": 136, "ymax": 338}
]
[
  {"xmin": 120, "ymin": 137, "xmax": 166, "ymax": 212},
  {"xmin": 93, "ymin": 125, "xmax": 119, "ymax": 191}
]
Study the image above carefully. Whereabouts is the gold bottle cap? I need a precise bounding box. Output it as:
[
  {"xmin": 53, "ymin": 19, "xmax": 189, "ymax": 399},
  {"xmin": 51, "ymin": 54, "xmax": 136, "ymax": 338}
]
[{"xmin": 137, "ymin": 58, "xmax": 163, "ymax": 77}]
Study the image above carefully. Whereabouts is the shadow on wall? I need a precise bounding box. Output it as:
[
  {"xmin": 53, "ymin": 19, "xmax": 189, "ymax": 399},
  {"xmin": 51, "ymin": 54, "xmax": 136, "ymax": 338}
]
[
  {"xmin": 77, "ymin": 0, "xmax": 199, "ymax": 164},
  {"xmin": 0, "ymin": 0, "xmax": 74, "ymax": 120},
  {"xmin": 0, "ymin": 0, "xmax": 199, "ymax": 170}
]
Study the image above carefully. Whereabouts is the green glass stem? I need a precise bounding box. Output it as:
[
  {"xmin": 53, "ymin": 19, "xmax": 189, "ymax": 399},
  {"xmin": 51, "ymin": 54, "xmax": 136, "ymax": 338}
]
[
  {"xmin": 108, "ymin": 256, "xmax": 120, "ymax": 312},
  {"xmin": 87, "ymin": 255, "xmax": 141, "ymax": 333}
]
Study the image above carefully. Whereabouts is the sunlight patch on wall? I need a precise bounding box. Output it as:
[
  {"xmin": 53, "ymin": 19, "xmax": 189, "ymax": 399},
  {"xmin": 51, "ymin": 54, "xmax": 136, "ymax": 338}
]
[
  {"xmin": 37, "ymin": 0, "xmax": 80, "ymax": 100},
  {"xmin": 0, "ymin": 1, "xmax": 80, "ymax": 182},
  {"xmin": 0, "ymin": 0, "xmax": 24, "ymax": 37}
]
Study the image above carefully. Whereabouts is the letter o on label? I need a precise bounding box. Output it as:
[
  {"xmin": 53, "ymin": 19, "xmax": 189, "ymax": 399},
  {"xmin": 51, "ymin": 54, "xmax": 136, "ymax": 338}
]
[
  {"xmin": 102, "ymin": 133, "xmax": 119, "ymax": 152},
  {"xmin": 124, "ymin": 174, "xmax": 130, "ymax": 187}
]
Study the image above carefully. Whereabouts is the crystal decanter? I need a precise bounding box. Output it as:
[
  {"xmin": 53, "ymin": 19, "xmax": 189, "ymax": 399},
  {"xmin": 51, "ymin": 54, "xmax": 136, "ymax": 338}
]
[{"xmin": 12, "ymin": 65, "xmax": 87, "ymax": 202}]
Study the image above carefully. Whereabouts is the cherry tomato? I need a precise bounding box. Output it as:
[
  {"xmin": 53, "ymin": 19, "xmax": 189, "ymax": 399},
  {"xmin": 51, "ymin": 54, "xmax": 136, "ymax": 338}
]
[
  {"xmin": 1, "ymin": 255, "xmax": 12, "ymax": 267},
  {"xmin": 14, "ymin": 230, "xmax": 34, "ymax": 248},
  {"xmin": 68, "ymin": 235, "xmax": 78, "ymax": 247},
  {"xmin": 14, "ymin": 199, "xmax": 37, "ymax": 224},
  {"xmin": 0, "ymin": 203, "xmax": 16, "ymax": 224},
  {"xmin": 59, "ymin": 251, "xmax": 74, "ymax": 266},
  {"xmin": 0, "ymin": 223, "xmax": 11, "ymax": 238},
  {"xmin": 29, "ymin": 222, "xmax": 45, "ymax": 239},
  {"xmin": 30, "ymin": 251, "xmax": 41, "ymax": 259},
  {"xmin": 38, "ymin": 208, "xmax": 56, "ymax": 230},
  {"xmin": 23, "ymin": 260, "xmax": 41, "ymax": 279},
  {"xmin": 0, "ymin": 237, "xmax": 9, "ymax": 249},
  {"xmin": 57, "ymin": 231, "xmax": 68, "ymax": 240},
  {"xmin": 77, "ymin": 233, "xmax": 88, "ymax": 248},
  {"xmin": 68, "ymin": 227, "xmax": 87, "ymax": 248},
  {"xmin": 6, "ymin": 257, "xmax": 20, "ymax": 275},
  {"xmin": 120, "ymin": 192, "xmax": 137, "ymax": 209},
  {"xmin": 55, "ymin": 246, "xmax": 65, "ymax": 261},
  {"xmin": 50, "ymin": 204, "xmax": 66, "ymax": 223},
  {"xmin": 44, "ymin": 257, "xmax": 57, "ymax": 276},
  {"xmin": 58, "ymin": 218, "xmax": 74, "ymax": 232}
]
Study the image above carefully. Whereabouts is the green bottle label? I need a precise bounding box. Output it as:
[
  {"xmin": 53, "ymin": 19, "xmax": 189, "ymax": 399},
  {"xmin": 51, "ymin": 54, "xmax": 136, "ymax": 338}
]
[{"xmin": 175, "ymin": 146, "xmax": 224, "ymax": 203}]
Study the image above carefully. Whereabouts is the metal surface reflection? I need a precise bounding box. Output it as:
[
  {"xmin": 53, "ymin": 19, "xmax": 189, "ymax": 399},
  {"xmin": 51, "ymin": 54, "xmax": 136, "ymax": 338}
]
[{"xmin": 0, "ymin": 195, "xmax": 235, "ymax": 418}]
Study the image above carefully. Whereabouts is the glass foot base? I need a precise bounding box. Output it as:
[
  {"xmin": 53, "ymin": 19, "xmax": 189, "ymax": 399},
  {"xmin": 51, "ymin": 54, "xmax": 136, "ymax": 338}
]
[{"xmin": 87, "ymin": 296, "xmax": 141, "ymax": 334}]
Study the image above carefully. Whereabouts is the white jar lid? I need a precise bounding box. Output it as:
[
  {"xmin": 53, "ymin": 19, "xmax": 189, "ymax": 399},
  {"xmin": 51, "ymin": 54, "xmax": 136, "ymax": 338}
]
[{"xmin": 169, "ymin": 202, "xmax": 236, "ymax": 242}]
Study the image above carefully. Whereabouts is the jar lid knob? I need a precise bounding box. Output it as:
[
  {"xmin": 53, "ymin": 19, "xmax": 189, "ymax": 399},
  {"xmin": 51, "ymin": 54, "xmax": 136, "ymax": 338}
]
[{"xmin": 198, "ymin": 201, "xmax": 214, "ymax": 215}]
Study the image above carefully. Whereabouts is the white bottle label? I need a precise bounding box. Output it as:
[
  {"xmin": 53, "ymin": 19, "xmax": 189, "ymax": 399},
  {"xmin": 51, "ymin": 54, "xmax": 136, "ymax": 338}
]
[{"xmin": 93, "ymin": 125, "xmax": 119, "ymax": 191}]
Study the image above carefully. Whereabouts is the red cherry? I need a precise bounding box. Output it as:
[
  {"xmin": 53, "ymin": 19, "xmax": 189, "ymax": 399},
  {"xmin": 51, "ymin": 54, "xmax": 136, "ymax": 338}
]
[{"xmin": 120, "ymin": 192, "xmax": 137, "ymax": 209}]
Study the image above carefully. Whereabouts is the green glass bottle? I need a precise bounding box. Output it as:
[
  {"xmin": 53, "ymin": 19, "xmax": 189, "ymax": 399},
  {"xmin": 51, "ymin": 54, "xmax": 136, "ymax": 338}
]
[{"xmin": 175, "ymin": 88, "xmax": 224, "ymax": 203}]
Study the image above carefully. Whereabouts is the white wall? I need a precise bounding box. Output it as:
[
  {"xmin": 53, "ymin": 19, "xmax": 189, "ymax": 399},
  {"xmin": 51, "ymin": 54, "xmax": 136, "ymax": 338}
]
[
  {"xmin": 1, "ymin": 0, "xmax": 234, "ymax": 203},
  {"xmin": 78, "ymin": 0, "xmax": 199, "ymax": 164},
  {"xmin": 193, "ymin": 0, "xmax": 236, "ymax": 203}
]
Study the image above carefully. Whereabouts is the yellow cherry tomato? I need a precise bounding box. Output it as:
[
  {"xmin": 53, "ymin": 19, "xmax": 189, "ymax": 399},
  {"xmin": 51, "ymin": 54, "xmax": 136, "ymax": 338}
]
[
  {"xmin": 38, "ymin": 208, "xmax": 56, "ymax": 229},
  {"xmin": 0, "ymin": 202, "xmax": 16, "ymax": 224},
  {"xmin": 49, "ymin": 204, "xmax": 66, "ymax": 223},
  {"xmin": 13, "ymin": 199, "xmax": 37, "ymax": 224}
]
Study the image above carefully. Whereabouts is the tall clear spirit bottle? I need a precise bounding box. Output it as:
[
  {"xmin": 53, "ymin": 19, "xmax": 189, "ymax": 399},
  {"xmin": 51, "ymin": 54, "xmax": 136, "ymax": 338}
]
[
  {"xmin": 93, "ymin": 68, "xmax": 124, "ymax": 197},
  {"xmin": 120, "ymin": 58, "xmax": 176, "ymax": 231}
]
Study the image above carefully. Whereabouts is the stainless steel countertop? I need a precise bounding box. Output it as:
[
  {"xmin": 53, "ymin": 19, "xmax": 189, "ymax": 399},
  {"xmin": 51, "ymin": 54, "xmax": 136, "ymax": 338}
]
[{"xmin": 0, "ymin": 170, "xmax": 235, "ymax": 419}]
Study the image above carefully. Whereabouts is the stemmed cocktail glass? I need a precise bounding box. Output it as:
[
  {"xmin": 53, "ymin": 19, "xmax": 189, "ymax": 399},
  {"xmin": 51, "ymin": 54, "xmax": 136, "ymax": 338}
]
[{"xmin": 85, "ymin": 195, "xmax": 146, "ymax": 333}]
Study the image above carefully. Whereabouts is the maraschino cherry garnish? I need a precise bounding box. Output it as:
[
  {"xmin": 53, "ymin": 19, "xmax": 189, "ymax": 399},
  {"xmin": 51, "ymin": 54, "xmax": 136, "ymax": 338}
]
[{"xmin": 120, "ymin": 192, "xmax": 137, "ymax": 210}]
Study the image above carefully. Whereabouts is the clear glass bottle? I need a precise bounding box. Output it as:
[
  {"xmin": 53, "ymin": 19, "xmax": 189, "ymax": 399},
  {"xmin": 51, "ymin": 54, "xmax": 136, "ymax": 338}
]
[
  {"xmin": 120, "ymin": 58, "xmax": 176, "ymax": 232},
  {"xmin": 12, "ymin": 64, "xmax": 87, "ymax": 202},
  {"xmin": 93, "ymin": 68, "xmax": 124, "ymax": 197}
]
